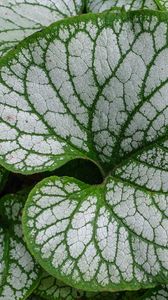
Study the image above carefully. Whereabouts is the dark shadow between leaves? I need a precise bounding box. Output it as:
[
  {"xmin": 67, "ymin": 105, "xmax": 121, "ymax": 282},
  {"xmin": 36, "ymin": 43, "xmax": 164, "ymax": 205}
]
[{"xmin": 0, "ymin": 159, "xmax": 103, "ymax": 197}]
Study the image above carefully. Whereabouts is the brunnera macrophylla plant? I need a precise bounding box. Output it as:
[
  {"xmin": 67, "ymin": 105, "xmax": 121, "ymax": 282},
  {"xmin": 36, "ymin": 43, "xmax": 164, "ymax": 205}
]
[
  {"xmin": 1, "ymin": 8, "xmax": 168, "ymax": 290},
  {"xmin": 2, "ymin": 0, "xmax": 168, "ymax": 300}
]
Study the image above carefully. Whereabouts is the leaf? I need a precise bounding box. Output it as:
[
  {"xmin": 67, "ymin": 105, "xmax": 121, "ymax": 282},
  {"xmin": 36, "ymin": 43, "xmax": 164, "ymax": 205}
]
[
  {"xmin": 35, "ymin": 271, "xmax": 121, "ymax": 299},
  {"xmin": 86, "ymin": 0, "xmax": 158, "ymax": 12},
  {"xmin": 23, "ymin": 173, "xmax": 168, "ymax": 292},
  {"xmin": 0, "ymin": 0, "xmax": 83, "ymax": 57},
  {"xmin": 0, "ymin": 193, "xmax": 41, "ymax": 300},
  {"xmin": 0, "ymin": 166, "xmax": 8, "ymax": 193},
  {"xmin": 0, "ymin": 10, "xmax": 167, "ymax": 175},
  {"xmin": 0, "ymin": 9, "xmax": 168, "ymax": 291},
  {"xmin": 35, "ymin": 271, "xmax": 86, "ymax": 300},
  {"xmin": 133, "ymin": 285, "xmax": 168, "ymax": 299}
]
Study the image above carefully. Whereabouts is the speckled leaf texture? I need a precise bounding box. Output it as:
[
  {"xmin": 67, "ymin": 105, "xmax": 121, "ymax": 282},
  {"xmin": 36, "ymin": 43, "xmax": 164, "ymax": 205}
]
[
  {"xmin": 0, "ymin": 193, "xmax": 40, "ymax": 300},
  {"xmin": 0, "ymin": 0, "xmax": 84, "ymax": 57},
  {"xmin": 35, "ymin": 271, "xmax": 120, "ymax": 299},
  {"xmin": 87, "ymin": 0, "xmax": 158, "ymax": 12},
  {"xmin": 0, "ymin": 8, "xmax": 168, "ymax": 292}
]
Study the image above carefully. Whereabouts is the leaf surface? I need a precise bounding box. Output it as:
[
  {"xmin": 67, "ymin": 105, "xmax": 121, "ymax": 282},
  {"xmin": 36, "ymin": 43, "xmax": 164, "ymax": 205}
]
[
  {"xmin": 0, "ymin": 0, "xmax": 83, "ymax": 57},
  {"xmin": 87, "ymin": 0, "xmax": 158, "ymax": 12},
  {"xmin": 0, "ymin": 193, "xmax": 40, "ymax": 300}
]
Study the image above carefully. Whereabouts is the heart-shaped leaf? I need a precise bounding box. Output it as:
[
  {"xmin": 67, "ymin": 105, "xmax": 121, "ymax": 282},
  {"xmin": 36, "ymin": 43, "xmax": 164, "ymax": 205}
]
[
  {"xmin": 0, "ymin": 0, "xmax": 83, "ymax": 57},
  {"xmin": 35, "ymin": 271, "xmax": 120, "ymax": 299},
  {"xmin": 0, "ymin": 193, "xmax": 40, "ymax": 300},
  {"xmin": 87, "ymin": 0, "xmax": 158, "ymax": 12},
  {"xmin": 23, "ymin": 172, "xmax": 168, "ymax": 291},
  {"xmin": 1, "ymin": 9, "xmax": 168, "ymax": 291}
]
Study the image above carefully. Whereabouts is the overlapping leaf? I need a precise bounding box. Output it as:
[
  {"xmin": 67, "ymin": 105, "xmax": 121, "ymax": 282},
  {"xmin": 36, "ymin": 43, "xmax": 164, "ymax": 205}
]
[
  {"xmin": 0, "ymin": 193, "xmax": 40, "ymax": 300},
  {"xmin": 35, "ymin": 271, "xmax": 120, "ymax": 299},
  {"xmin": 1, "ymin": 9, "xmax": 168, "ymax": 292},
  {"xmin": 87, "ymin": 0, "xmax": 158, "ymax": 12},
  {"xmin": 0, "ymin": 0, "xmax": 84, "ymax": 57}
]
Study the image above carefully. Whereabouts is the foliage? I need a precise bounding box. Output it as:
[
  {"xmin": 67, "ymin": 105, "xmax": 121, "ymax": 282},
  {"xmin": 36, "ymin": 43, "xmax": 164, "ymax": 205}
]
[{"xmin": 1, "ymin": 0, "xmax": 168, "ymax": 299}]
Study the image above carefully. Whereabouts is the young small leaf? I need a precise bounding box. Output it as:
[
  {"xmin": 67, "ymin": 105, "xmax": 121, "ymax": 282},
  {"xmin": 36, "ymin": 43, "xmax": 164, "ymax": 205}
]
[
  {"xmin": 87, "ymin": 0, "xmax": 158, "ymax": 12},
  {"xmin": 35, "ymin": 271, "xmax": 120, "ymax": 299},
  {"xmin": 0, "ymin": 0, "xmax": 83, "ymax": 57},
  {"xmin": 0, "ymin": 193, "xmax": 40, "ymax": 300}
]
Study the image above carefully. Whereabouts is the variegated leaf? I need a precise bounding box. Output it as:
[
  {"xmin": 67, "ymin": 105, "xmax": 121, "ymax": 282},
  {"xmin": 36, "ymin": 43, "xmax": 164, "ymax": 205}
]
[
  {"xmin": 35, "ymin": 271, "xmax": 120, "ymax": 299},
  {"xmin": 0, "ymin": 0, "xmax": 83, "ymax": 57},
  {"xmin": 0, "ymin": 193, "xmax": 40, "ymax": 300},
  {"xmin": 0, "ymin": 9, "xmax": 168, "ymax": 292}
]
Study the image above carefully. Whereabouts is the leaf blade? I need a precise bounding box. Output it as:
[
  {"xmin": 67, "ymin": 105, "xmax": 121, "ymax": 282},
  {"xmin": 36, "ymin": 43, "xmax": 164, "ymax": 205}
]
[
  {"xmin": 0, "ymin": 0, "xmax": 84, "ymax": 57},
  {"xmin": 23, "ymin": 174, "xmax": 167, "ymax": 291},
  {"xmin": 0, "ymin": 193, "xmax": 41, "ymax": 300},
  {"xmin": 1, "ymin": 11, "xmax": 168, "ymax": 174}
]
